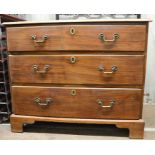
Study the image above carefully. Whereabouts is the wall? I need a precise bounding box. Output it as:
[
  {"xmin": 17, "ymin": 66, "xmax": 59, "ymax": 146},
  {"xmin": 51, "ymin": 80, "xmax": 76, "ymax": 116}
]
[
  {"xmin": 141, "ymin": 14, "xmax": 155, "ymax": 104},
  {"xmin": 25, "ymin": 14, "xmax": 56, "ymax": 21},
  {"xmin": 24, "ymin": 14, "xmax": 155, "ymax": 104}
]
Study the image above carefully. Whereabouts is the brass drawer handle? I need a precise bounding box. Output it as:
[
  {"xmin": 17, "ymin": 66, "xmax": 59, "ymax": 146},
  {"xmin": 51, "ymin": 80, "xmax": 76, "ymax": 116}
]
[
  {"xmin": 32, "ymin": 65, "xmax": 50, "ymax": 74},
  {"xmin": 34, "ymin": 97, "xmax": 53, "ymax": 106},
  {"xmin": 31, "ymin": 35, "xmax": 48, "ymax": 43},
  {"xmin": 98, "ymin": 33, "xmax": 119, "ymax": 42},
  {"xmin": 69, "ymin": 27, "xmax": 76, "ymax": 35},
  {"xmin": 97, "ymin": 99, "xmax": 115, "ymax": 109},
  {"xmin": 98, "ymin": 65, "xmax": 118, "ymax": 76},
  {"xmin": 70, "ymin": 56, "xmax": 76, "ymax": 64}
]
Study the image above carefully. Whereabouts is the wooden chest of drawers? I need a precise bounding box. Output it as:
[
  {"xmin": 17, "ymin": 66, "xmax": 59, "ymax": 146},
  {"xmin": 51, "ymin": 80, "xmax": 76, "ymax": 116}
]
[{"xmin": 4, "ymin": 19, "xmax": 150, "ymax": 138}]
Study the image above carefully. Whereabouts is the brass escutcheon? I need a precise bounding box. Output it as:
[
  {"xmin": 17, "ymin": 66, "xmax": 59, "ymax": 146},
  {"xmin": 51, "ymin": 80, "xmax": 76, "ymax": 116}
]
[
  {"xmin": 71, "ymin": 89, "xmax": 76, "ymax": 96},
  {"xmin": 69, "ymin": 27, "xmax": 76, "ymax": 35},
  {"xmin": 70, "ymin": 56, "xmax": 76, "ymax": 64}
]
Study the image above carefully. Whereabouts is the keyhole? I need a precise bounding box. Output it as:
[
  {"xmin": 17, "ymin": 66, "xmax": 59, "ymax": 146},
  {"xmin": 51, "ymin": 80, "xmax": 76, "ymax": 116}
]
[
  {"xmin": 70, "ymin": 27, "xmax": 76, "ymax": 35},
  {"xmin": 71, "ymin": 89, "xmax": 76, "ymax": 96},
  {"xmin": 70, "ymin": 56, "xmax": 76, "ymax": 64}
]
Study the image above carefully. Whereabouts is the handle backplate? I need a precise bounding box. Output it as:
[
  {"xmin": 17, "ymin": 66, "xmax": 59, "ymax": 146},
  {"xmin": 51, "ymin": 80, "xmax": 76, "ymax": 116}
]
[
  {"xmin": 97, "ymin": 99, "xmax": 115, "ymax": 109},
  {"xmin": 98, "ymin": 65, "xmax": 118, "ymax": 76},
  {"xmin": 99, "ymin": 33, "xmax": 119, "ymax": 42},
  {"xmin": 31, "ymin": 35, "xmax": 48, "ymax": 43},
  {"xmin": 34, "ymin": 97, "xmax": 53, "ymax": 106},
  {"xmin": 32, "ymin": 64, "xmax": 50, "ymax": 74}
]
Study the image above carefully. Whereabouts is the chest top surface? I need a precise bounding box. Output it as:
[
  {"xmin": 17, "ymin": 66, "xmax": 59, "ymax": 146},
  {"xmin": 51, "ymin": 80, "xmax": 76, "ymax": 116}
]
[{"xmin": 3, "ymin": 19, "xmax": 151, "ymax": 26}]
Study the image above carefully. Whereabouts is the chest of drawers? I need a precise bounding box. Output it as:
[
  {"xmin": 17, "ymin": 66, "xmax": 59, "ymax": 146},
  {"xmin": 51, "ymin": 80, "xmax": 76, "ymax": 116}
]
[{"xmin": 4, "ymin": 19, "xmax": 150, "ymax": 138}]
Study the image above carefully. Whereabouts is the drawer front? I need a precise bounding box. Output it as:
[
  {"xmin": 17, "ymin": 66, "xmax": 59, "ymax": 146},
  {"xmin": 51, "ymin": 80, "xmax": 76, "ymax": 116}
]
[
  {"xmin": 12, "ymin": 86, "xmax": 142, "ymax": 119},
  {"xmin": 7, "ymin": 25, "xmax": 146, "ymax": 51},
  {"xmin": 6, "ymin": 26, "xmax": 62, "ymax": 51},
  {"xmin": 9, "ymin": 55, "xmax": 144, "ymax": 85},
  {"xmin": 63, "ymin": 25, "xmax": 146, "ymax": 51}
]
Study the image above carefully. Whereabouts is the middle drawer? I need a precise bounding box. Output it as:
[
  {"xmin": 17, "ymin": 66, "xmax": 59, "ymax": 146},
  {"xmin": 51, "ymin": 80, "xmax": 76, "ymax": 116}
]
[{"xmin": 9, "ymin": 55, "xmax": 144, "ymax": 85}]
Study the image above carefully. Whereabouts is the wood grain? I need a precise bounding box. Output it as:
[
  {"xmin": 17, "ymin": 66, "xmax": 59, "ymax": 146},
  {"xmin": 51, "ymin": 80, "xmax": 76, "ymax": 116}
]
[
  {"xmin": 12, "ymin": 86, "xmax": 142, "ymax": 119},
  {"xmin": 6, "ymin": 25, "xmax": 146, "ymax": 51},
  {"xmin": 6, "ymin": 26, "xmax": 62, "ymax": 51},
  {"xmin": 9, "ymin": 55, "xmax": 144, "ymax": 85},
  {"xmin": 63, "ymin": 25, "xmax": 146, "ymax": 51}
]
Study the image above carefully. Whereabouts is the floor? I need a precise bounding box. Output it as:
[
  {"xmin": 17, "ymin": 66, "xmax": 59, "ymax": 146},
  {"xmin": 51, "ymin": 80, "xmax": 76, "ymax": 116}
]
[{"xmin": 0, "ymin": 105, "xmax": 155, "ymax": 140}]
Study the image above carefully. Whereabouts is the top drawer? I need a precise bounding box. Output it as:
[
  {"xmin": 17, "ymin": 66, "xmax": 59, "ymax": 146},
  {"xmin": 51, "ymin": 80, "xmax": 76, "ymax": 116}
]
[{"xmin": 6, "ymin": 24, "xmax": 147, "ymax": 52}]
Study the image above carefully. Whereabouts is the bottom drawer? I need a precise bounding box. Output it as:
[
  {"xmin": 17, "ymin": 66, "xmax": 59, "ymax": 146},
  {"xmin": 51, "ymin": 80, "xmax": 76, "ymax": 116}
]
[{"xmin": 12, "ymin": 86, "xmax": 142, "ymax": 119}]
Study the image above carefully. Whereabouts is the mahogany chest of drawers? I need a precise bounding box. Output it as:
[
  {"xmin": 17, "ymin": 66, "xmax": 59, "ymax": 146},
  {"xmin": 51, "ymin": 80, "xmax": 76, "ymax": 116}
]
[{"xmin": 4, "ymin": 19, "xmax": 150, "ymax": 138}]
